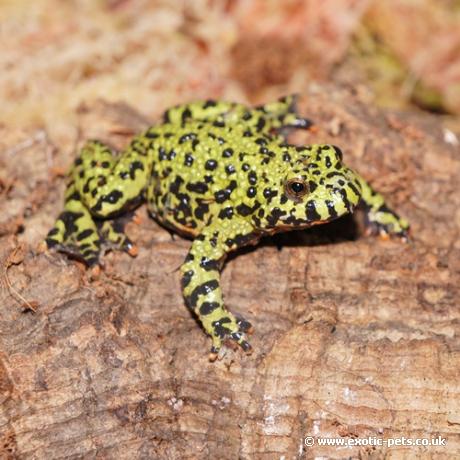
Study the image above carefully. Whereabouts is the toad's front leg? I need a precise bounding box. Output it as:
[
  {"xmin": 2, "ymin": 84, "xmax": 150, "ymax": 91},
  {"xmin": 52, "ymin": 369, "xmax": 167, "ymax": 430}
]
[
  {"xmin": 355, "ymin": 173, "xmax": 410, "ymax": 238},
  {"xmin": 180, "ymin": 218, "xmax": 257, "ymax": 360}
]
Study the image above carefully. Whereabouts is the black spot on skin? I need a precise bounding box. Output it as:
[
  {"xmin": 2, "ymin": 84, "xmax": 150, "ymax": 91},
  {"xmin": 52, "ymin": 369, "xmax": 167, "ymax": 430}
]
[
  {"xmin": 195, "ymin": 234, "xmax": 206, "ymax": 241},
  {"xmin": 158, "ymin": 147, "xmax": 168, "ymax": 161},
  {"xmin": 179, "ymin": 133, "xmax": 197, "ymax": 144},
  {"xmin": 337, "ymin": 179, "xmax": 345, "ymax": 186},
  {"xmin": 308, "ymin": 181, "xmax": 318, "ymax": 193},
  {"xmin": 129, "ymin": 160, "xmax": 144, "ymax": 180},
  {"xmin": 213, "ymin": 120, "xmax": 225, "ymax": 128},
  {"xmin": 101, "ymin": 161, "xmax": 110, "ymax": 168},
  {"xmin": 200, "ymin": 301, "xmax": 220, "ymax": 315},
  {"xmin": 261, "ymin": 157, "xmax": 270, "ymax": 165},
  {"xmin": 74, "ymin": 157, "xmax": 83, "ymax": 166},
  {"xmin": 242, "ymin": 111, "xmax": 252, "ymax": 120},
  {"xmin": 168, "ymin": 149, "xmax": 177, "ymax": 160},
  {"xmin": 181, "ymin": 270, "xmax": 194, "ymax": 289},
  {"xmin": 65, "ymin": 191, "xmax": 80, "ymax": 202},
  {"xmin": 162, "ymin": 167, "xmax": 172, "ymax": 178},
  {"xmin": 247, "ymin": 187, "xmax": 257, "ymax": 198},
  {"xmin": 348, "ymin": 182, "xmax": 361, "ymax": 198},
  {"xmin": 306, "ymin": 200, "xmax": 321, "ymax": 221},
  {"xmin": 163, "ymin": 110, "xmax": 171, "ymax": 123},
  {"xmin": 259, "ymin": 147, "xmax": 269, "ymax": 155},
  {"xmin": 257, "ymin": 208, "xmax": 265, "ymax": 218},
  {"xmin": 263, "ymin": 188, "xmax": 278, "ymax": 202},
  {"xmin": 91, "ymin": 189, "xmax": 98, "ymax": 197},
  {"xmin": 337, "ymin": 189, "xmax": 351, "ymax": 211},
  {"xmin": 97, "ymin": 190, "xmax": 123, "ymax": 208},
  {"xmin": 326, "ymin": 171, "xmax": 343, "ymax": 179},
  {"xmin": 325, "ymin": 200, "xmax": 338, "ymax": 219},
  {"xmin": 184, "ymin": 253, "xmax": 194, "ymax": 262},
  {"xmin": 214, "ymin": 180, "xmax": 237, "ymax": 203},
  {"xmin": 266, "ymin": 207, "xmax": 286, "ymax": 227},
  {"xmin": 145, "ymin": 130, "xmax": 159, "ymax": 139},
  {"xmin": 47, "ymin": 228, "xmax": 59, "ymax": 237},
  {"xmin": 200, "ymin": 257, "xmax": 220, "ymax": 271},
  {"xmin": 192, "ymin": 138, "xmax": 200, "ymax": 150},
  {"xmin": 76, "ymin": 228, "xmax": 94, "ymax": 241},
  {"xmin": 236, "ymin": 203, "xmax": 254, "ymax": 217},
  {"xmin": 176, "ymin": 192, "xmax": 191, "ymax": 215},
  {"xmin": 186, "ymin": 181, "xmax": 208, "ymax": 194},
  {"xmin": 325, "ymin": 156, "xmax": 332, "ymax": 168},
  {"xmin": 203, "ymin": 100, "xmax": 217, "ymax": 108},
  {"xmin": 256, "ymin": 117, "xmax": 266, "ymax": 131},
  {"xmin": 205, "ymin": 159, "xmax": 218, "ymax": 171},
  {"xmin": 243, "ymin": 129, "xmax": 253, "ymax": 137},
  {"xmin": 282, "ymin": 153, "xmax": 291, "ymax": 162},
  {"xmin": 57, "ymin": 211, "xmax": 83, "ymax": 240},
  {"xmin": 242, "ymin": 163, "xmax": 250, "ymax": 172},
  {"xmin": 375, "ymin": 203, "xmax": 394, "ymax": 214},
  {"xmin": 333, "ymin": 146, "xmax": 343, "ymax": 161},
  {"xmin": 204, "ymin": 175, "xmax": 214, "ymax": 184},
  {"xmin": 225, "ymin": 238, "xmax": 235, "ymax": 247},
  {"xmin": 212, "ymin": 317, "xmax": 232, "ymax": 339},
  {"xmin": 194, "ymin": 200, "xmax": 209, "ymax": 220},
  {"xmin": 255, "ymin": 137, "xmax": 267, "ymax": 146},
  {"xmin": 79, "ymin": 170, "xmax": 85, "ymax": 179},
  {"xmin": 170, "ymin": 176, "xmax": 183, "ymax": 194},
  {"xmin": 97, "ymin": 177, "xmax": 107, "ymax": 187},
  {"xmin": 280, "ymin": 194, "xmax": 288, "ymax": 205},
  {"xmin": 185, "ymin": 280, "xmax": 219, "ymax": 309},
  {"xmin": 218, "ymin": 206, "xmax": 234, "ymax": 219},
  {"xmin": 90, "ymin": 160, "xmax": 97, "ymax": 167},
  {"xmin": 225, "ymin": 164, "xmax": 236, "ymax": 175},
  {"xmin": 222, "ymin": 148, "xmax": 234, "ymax": 158},
  {"xmin": 181, "ymin": 107, "xmax": 192, "ymax": 124},
  {"xmin": 163, "ymin": 132, "xmax": 173, "ymax": 138},
  {"xmin": 184, "ymin": 153, "xmax": 194, "ymax": 167},
  {"xmin": 209, "ymin": 232, "xmax": 219, "ymax": 247},
  {"xmin": 312, "ymin": 170, "xmax": 321, "ymax": 176},
  {"xmin": 248, "ymin": 171, "xmax": 257, "ymax": 185}
]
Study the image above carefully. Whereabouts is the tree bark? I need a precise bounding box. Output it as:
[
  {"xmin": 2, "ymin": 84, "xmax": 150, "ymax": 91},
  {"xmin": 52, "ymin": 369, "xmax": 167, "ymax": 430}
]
[{"xmin": 1, "ymin": 87, "xmax": 459, "ymax": 459}]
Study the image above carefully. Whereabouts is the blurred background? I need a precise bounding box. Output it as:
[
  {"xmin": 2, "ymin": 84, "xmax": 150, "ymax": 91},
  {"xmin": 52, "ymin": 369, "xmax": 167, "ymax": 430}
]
[{"xmin": 2, "ymin": 0, "xmax": 460, "ymax": 143}]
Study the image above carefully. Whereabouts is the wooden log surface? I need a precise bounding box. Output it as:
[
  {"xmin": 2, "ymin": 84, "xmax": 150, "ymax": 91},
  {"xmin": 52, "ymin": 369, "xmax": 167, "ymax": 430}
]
[{"xmin": 1, "ymin": 86, "xmax": 459, "ymax": 459}]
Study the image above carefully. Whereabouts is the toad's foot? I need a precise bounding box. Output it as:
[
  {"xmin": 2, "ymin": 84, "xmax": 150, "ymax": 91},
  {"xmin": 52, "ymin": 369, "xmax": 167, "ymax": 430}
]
[{"xmin": 208, "ymin": 314, "xmax": 253, "ymax": 361}]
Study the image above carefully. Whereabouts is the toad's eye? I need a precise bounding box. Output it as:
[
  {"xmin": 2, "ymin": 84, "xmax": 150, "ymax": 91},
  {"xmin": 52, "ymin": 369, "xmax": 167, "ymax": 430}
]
[{"xmin": 285, "ymin": 179, "xmax": 309, "ymax": 201}]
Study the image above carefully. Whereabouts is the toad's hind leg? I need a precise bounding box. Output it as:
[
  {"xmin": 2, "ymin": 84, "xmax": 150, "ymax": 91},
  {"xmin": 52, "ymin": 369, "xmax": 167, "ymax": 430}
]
[
  {"xmin": 47, "ymin": 137, "xmax": 150, "ymax": 264},
  {"xmin": 254, "ymin": 94, "xmax": 312, "ymax": 132},
  {"xmin": 162, "ymin": 95, "xmax": 312, "ymax": 134},
  {"xmin": 74, "ymin": 138, "xmax": 150, "ymax": 218},
  {"xmin": 46, "ymin": 184, "xmax": 102, "ymax": 266}
]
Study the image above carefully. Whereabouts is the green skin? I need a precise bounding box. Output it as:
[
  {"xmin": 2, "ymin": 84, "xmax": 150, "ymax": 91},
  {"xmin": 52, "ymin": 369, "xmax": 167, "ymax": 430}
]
[{"xmin": 46, "ymin": 95, "xmax": 409, "ymax": 357}]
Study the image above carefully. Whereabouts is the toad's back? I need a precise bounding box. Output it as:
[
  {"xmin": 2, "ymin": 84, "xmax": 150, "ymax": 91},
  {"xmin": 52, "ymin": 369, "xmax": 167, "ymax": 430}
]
[{"xmin": 146, "ymin": 121, "xmax": 290, "ymax": 237}]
